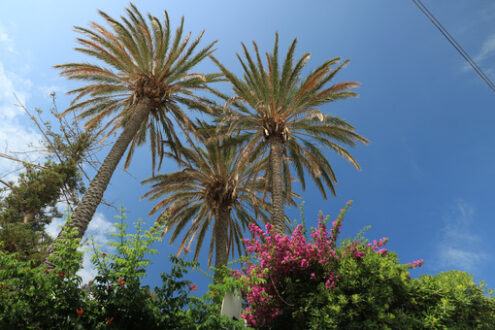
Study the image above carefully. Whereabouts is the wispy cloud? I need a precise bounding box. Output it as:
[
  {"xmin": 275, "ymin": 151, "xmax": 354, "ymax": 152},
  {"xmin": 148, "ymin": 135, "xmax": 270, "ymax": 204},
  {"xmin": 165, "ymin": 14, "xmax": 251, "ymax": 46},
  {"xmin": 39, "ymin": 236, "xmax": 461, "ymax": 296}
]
[
  {"xmin": 46, "ymin": 211, "xmax": 117, "ymax": 284},
  {"xmin": 0, "ymin": 25, "xmax": 53, "ymax": 183},
  {"xmin": 476, "ymin": 34, "xmax": 495, "ymax": 63},
  {"xmin": 462, "ymin": 34, "xmax": 495, "ymax": 76},
  {"xmin": 436, "ymin": 200, "xmax": 489, "ymax": 273},
  {"xmin": 0, "ymin": 61, "xmax": 43, "ymax": 182},
  {"xmin": 0, "ymin": 25, "xmax": 14, "ymax": 53}
]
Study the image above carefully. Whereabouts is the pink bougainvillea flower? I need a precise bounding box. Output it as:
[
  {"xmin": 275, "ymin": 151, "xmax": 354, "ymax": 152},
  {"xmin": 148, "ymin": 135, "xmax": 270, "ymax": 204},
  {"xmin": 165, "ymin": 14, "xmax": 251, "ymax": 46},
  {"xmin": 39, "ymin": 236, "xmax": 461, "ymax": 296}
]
[{"xmin": 237, "ymin": 201, "xmax": 423, "ymax": 328}]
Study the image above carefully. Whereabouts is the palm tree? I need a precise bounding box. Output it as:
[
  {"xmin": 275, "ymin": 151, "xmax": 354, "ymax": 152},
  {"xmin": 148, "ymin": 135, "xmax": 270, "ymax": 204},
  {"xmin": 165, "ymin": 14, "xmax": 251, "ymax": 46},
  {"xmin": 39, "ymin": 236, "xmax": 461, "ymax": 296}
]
[
  {"xmin": 142, "ymin": 132, "xmax": 271, "ymax": 280},
  {"xmin": 48, "ymin": 4, "xmax": 218, "ymax": 252},
  {"xmin": 210, "ymin": 33, "xmax": 368, "ymax": 234}
]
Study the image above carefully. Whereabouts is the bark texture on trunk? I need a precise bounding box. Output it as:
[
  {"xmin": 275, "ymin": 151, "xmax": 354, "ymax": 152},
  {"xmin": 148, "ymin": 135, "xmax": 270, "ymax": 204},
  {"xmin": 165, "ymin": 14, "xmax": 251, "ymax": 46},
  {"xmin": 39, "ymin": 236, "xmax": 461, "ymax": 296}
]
[
  {"xmin": 44, "ymin": 98, "xmax": 152, "ymax": 267},
  {"xmin": 213, "ymin": 207, "xmax": 229, "ymax": 283},
  {"xmin": 269, "ymin": 136, "xmax": 285, "ymax": 235}
]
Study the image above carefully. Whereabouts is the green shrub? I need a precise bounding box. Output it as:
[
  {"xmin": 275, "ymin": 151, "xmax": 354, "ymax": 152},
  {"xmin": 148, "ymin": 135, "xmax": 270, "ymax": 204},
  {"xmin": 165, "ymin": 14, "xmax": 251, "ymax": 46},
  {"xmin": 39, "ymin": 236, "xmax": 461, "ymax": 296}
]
[
  {"xmin": 0, "ymin": 210, "xmax": 244, "ymax": 329},
  {"xmin": 230, "ymin": 203, "xmax": 495, "ymax": 329}
]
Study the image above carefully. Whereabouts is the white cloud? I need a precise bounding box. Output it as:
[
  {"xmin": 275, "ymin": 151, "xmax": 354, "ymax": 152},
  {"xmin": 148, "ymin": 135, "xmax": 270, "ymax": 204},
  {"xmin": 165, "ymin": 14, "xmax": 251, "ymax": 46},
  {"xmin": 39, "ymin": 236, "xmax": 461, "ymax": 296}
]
[
  {"xmin": 0, "ymin": 24, "xmax": 45, "ymax": 183},
  {"xmin": 79, "ymin": 212, "xmax": 118, "ymax": 284},
  {"xmin": 0, "ymin": 61, "xmax": 43, "ymax": 182},
  {"xmin": 440, "ymin": 248, "xmax": 485, "ymax": 272},
  {"xmin": 462, "ymin": 34, "xmax": 495, "ymax": 74},
  {"xmin": 436, "ymin": 200, "xmax": 489, "ymax": 272},
  {"xmin": 45, "ymin": 217, "xmax": 65, "ymax": 239},
  {"xmin": 45, "ymin": 211, "xmax": 118, "ymax": 284},
  {"xmin": 0, "ymin": 25, "xmax": 14, "ymax": 53},
  {"xmin": 85, "ymin": 212, "xmax": 117, "ymax": 249},
  {"xmin": 476, "ymin": 34, "xmax": 495, "ymax": 62}
]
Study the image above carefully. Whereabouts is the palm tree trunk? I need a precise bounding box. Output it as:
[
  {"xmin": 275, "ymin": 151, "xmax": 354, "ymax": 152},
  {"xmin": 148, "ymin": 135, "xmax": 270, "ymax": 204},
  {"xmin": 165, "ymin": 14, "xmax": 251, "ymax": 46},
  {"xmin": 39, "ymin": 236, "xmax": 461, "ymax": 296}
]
[
  {"xmin": 269, "ymin": 136, "xmax": 285, "ymax": 235},
  {"xmin": 214, "ymin": 207, "xmax": 229, "ymax": 283},
  {"xmin": 44, "ymin": 98, "xmax": 152, "ymax": 267}
]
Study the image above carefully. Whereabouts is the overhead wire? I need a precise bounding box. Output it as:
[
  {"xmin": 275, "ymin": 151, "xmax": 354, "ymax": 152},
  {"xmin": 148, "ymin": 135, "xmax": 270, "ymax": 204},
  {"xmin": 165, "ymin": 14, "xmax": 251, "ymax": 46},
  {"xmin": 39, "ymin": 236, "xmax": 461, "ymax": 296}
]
[{"xmin": 411, "ymin": 0, "xmax": 495, "ymax": 93}]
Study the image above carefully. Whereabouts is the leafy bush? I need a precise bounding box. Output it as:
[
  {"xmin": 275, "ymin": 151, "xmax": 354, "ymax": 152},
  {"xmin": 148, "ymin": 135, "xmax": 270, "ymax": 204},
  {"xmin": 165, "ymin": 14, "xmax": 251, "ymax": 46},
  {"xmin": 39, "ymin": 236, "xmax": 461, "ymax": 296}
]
[
  {"xmin": 0, "ymin": 210, "xmax": 244, "ymax": 329},
  {"xmin": 1, "ymin": 205, "xmax": 493, "ymax": 329},
  {"xmin": 230, "ymin": 202, "xmax": 495, "ymax": 329}
]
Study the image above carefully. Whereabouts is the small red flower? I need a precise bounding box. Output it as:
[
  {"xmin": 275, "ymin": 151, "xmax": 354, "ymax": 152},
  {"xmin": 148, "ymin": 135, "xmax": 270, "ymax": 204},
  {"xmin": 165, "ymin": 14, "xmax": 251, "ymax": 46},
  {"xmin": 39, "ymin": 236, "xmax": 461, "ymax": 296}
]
[
  {"xmin": 76, "ymin": 308, "xmax": 83, "ymax": 317},
  {"xmin": 211, "ymin": 291, "xmax": 218, "ymax": 295},
  {"xmin": 106, "ymin": 316, "xmax": 114, "ymax": 324},
  {"xmin": 102, "ymin": 253, "xmax": 107, "ymax": 258},
  {"xmin": 187, "ymin": 283, "xmax": 197, "ymax": 291},
  {"xmin": 108, "ymin": 285, "xmax": 114, "ymax": 291},
  {"xmin": 44, "ymin": 269, "xmax": 51, "ymax": 274},
  {"xmin": 118, "ymin": 277, "xmax": 125, "ymax": 287},
  {"xmin": 183, "ymin": 247, "xmax": 189, "ymax": 254},
  {"xmin": 57, "ymin": 271, "xmax": 64, "ymax": 279}
]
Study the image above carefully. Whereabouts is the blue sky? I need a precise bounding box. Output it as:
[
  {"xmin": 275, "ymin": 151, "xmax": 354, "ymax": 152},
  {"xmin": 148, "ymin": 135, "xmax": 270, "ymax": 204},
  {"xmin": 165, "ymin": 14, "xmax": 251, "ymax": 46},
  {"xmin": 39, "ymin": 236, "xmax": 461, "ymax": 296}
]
[{"xmin": 1, "ymin": 0, "xmax": 494, "ymax": 293}]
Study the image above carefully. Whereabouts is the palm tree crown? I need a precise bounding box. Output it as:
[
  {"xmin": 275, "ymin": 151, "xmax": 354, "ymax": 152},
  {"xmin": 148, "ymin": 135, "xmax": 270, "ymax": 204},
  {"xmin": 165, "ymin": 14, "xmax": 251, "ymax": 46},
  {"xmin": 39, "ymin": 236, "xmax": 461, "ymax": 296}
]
[
  {"xmin": 210, "ymin": 33, "xmax": 368, "ymax": 233},
  {"xmin": 57, "ymin": 4, "xmax": 218, "ymax": 170},
  {"xmin": 142, "ymin": 132, "xmax": 270, "ymax": 272}
]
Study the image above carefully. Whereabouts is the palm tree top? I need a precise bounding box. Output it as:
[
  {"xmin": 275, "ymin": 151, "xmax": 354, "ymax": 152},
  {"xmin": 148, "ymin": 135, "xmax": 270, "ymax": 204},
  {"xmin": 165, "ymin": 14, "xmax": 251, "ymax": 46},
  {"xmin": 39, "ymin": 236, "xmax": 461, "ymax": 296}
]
[
  {"xmin": 56, "ymin": 3, "xmax": 221, "ymax": 171},
  {"xmin": 210, "ymin": 33, "xmax": 369, "ymax": 199},
  {"xmin": 142, "ymin": 132, "xmax": 271, "ymax": 267},
  {"xmin": 211, "ymin": 33, "xmax": 364, "ymax": 141}
]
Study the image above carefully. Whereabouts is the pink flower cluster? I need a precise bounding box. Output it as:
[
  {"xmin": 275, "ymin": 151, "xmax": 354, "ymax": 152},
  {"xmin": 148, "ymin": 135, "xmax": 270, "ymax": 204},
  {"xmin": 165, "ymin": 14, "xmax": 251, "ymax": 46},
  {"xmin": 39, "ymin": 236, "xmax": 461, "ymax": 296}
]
[
  {"xmin": 406, "ymin": 259, "xmax": 424, "ymax": 269},
  {"xmin": 237, "ymin": 201, "xmax": 423, "ymax": 327}
]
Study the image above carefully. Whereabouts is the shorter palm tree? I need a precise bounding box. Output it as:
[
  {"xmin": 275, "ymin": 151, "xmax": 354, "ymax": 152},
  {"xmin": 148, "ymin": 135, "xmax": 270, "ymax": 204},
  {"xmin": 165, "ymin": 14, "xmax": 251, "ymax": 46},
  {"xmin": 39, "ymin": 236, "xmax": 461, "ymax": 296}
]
[
  {"xmin": 142, "ymin": 132, "xmax": 270, "ymax": 280},
  {"xmin": 210, "ymin": 33, "xmax": 369, "ymax": 234}
]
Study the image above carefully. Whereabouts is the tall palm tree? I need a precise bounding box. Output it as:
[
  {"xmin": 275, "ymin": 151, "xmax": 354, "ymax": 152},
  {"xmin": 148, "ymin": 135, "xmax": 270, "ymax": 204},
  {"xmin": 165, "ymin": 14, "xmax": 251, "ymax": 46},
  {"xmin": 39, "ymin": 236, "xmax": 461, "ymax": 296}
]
[
  {"xmin": 210, "ymin": 33, "xmax": 368, "ymax": 234},
  {"xmin": 48, "ymin": 4, "xmax": 218, "ymax": 254},
  {"xmin": 142, "ymin": 132, "xmax": 271, "ymax": 280}
]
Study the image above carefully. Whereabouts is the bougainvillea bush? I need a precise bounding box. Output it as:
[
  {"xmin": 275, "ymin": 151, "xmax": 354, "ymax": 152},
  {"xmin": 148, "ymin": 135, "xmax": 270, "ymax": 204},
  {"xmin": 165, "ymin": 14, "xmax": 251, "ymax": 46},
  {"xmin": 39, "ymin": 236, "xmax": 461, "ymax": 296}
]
[
  {"xmin": 0, "ymin": 211, "xmax": 244, "ymax": 329},
  {"xmin": 232, "ymin": 202, "xmax": 495, "ymax": 329}
]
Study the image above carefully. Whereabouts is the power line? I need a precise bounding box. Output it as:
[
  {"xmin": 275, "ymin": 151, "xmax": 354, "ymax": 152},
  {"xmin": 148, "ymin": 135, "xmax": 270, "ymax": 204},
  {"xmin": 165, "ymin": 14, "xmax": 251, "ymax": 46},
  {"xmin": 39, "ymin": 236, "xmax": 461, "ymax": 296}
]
[{"xmin": 411, "ymin": 0, "xmax": 495, "ymax": 93}]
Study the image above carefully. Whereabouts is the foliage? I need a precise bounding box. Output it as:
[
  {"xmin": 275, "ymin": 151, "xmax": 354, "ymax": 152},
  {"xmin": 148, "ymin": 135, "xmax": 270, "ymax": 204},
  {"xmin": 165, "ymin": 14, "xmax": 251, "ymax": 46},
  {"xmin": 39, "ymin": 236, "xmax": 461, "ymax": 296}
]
[
  {"xmin": 47, "ymin": 4, "xmax": 223, "ymax": 255},
  {"xmin": 143, "ymin": 131, "xmax": 271, "ymax": 269},
  {"xmin": 0, "ymin": 220, "xmax": 91, "ymax": 329},
  {"xmin": 0, "ymin": 102, "xmax": 91, "ymax": 264},
  {"xmin": 56, "ymin": 3, "xmax": 220, "ymax": 171},
  {"xmin": 210, "ymin": 33, "xmax": 368, "ymax": 231},
  {"xmin": 408, "ymin": 271, "xmax": 495, "ymax": 328},
  {"xmin": 0, "ymin": 211, "xmax": 243, "ymax": 329},
  {"xmin": 230, "ymin": 202, "xmax": 495, "ymax": 329}
]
